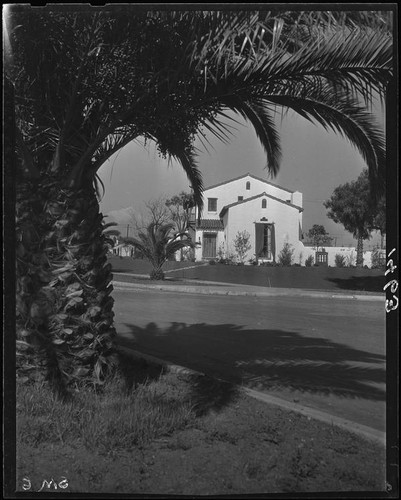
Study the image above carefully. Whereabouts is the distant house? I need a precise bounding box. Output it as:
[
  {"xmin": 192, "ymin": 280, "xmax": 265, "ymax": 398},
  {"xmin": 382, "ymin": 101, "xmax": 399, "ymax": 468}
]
[{"xmin": 190, "ymin": 173, "xmax": 304, "ymax": 263}]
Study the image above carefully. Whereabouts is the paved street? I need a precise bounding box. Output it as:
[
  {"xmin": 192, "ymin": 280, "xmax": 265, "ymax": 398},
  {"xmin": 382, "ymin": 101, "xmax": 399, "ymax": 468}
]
[{"xmin": 113, "ymin": 287, "xmax": 386, "ymax": 432}]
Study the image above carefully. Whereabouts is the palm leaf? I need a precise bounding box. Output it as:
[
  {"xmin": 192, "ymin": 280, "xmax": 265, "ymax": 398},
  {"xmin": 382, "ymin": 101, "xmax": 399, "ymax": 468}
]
[
  {"xmin": 219, "ymin": 96, "xmax": 282, "ymax": 176},
  {"xmin": 264, "ymin": 88, "xmax": 385, "ymax": 198},
  {"xmin": 122, "ymin": 221, "xmax": 194, "ymax": 271},
  {"xmin": 146, "ymin": 131, "xmax": 204, "ymax": 217},
  {"xmin": 234, "ymin": 28, "xmax": 392, "ymax": 106}
]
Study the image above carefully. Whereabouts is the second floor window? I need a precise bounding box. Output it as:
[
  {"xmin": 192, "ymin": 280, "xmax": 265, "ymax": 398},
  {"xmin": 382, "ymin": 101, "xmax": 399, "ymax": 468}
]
[
  {"xmin": 208, "ymin": 198, "xmax": 217, "ymax": 212},
  {"xmin": 246, "ymin": 181, "xmax": 251, "ymax": 190},
  {"xmin": 262, "ymin": 199, "xmax": 267, "ymax": 208}
]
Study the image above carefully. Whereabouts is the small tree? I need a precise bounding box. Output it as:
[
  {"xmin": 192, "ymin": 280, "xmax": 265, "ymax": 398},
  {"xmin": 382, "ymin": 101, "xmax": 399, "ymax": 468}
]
[
  {"xmin": 234, "ymin": 230, "xmax": 252, "ymax": 264},
  {"xmin": 122, "ymin": 223, "xmax": 197, "ymax": 280},
  {"xmin": 277, "ymin": 242, "xmax": 294, "ymax": 266},
  {"xmin": 132, "ymin": 198, "xmax": 171, "ymax": 233},
  {"xmin": 307, "ymin": 224, "xmax": 332, "ymax": 251},
  {"xmin": 165, "ymin": 192, "xmax": 195, "ymax": 231},
  {"xmin": 165, "ymin": 192, "xmax": 195, "ymax": 261},
  {"xmin": 324, "ymin": 169, "xmax": 378, "ymax": 267}
]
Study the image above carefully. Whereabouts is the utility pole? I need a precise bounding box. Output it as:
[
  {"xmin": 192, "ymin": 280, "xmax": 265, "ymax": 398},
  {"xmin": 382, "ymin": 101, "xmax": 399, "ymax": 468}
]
[{"xmin": 126, "ymin": 224, "xmax": 129, "ymax": 238}]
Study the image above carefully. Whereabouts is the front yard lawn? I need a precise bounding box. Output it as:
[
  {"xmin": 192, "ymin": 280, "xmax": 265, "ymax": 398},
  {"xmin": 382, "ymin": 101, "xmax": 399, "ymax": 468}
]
[
  {"xmin": 108, "ymin": 256, "xmax": 385, "ymax": 293},
  {"xmin": 108, "ymin": 255, "xmax": 206, "ymax": 275}
]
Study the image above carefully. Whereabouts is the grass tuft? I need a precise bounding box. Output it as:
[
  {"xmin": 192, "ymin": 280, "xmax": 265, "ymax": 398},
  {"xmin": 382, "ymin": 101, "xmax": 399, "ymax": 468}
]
[{"xmin": 17, "ymin": 371, "xmax": 195, "ymax": 455}]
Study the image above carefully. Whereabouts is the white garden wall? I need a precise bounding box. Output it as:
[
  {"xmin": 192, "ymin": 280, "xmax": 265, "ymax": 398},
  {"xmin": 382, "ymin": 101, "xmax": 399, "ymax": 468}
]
[{"xmin": 297, "ymin": 245, "xmax": 376, "ymax": 268}]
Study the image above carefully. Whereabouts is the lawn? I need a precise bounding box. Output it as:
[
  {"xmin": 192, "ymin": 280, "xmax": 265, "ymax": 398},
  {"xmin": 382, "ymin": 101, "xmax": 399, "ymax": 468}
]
[
  {"xmin": 108, "ymin": 255, "xmax": 386, "ymax": 293},
  {"xmin": 16, "ymin": 353, "xmax": 386, "ymax": 495}
]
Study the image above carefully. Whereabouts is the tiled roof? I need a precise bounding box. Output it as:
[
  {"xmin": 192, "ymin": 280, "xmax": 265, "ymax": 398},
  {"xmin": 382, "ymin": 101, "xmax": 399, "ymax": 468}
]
[
  {"xmin": 204, "ymin": 173, "xmax": 294, "ymax": 194},
  {"xmin": 196, "ymin": 219, "xmax": 224, "ymax": 230},
  {"xmin": 219, "ymin": 192, "xmax": 303, "ymax": 217}
]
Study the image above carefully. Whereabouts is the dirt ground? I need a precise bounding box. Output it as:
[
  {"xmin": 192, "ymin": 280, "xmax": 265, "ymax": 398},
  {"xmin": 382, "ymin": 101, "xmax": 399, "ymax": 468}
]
[{"xmin": 17, "ymin": 385, "xmax": 386, "ymax": 495}]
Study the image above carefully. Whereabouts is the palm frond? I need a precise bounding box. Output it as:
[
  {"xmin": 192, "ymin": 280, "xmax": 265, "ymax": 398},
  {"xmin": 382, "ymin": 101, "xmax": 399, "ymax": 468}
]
[
  {"xmin": 219, "ymin": 97, "xmax": 282, "ymax": 176},
  {"xmin": 164, "ymin": 238, "xmax": 196, "ymax": 258},
  {"xmin": 242, "ymin": 28, "xmax": 392, "ymax": 106},
  {"xmin": 198, "ymin": 114, "xmax": 235, "ymax": 145},
  {"xmin": 173, "ymin": 150, "xmax": 203, "ymax": 217},
  {"xmin": 264, "ymin": 88, "xmax": 385, "ymax": 198},
  {"xmin": 146, "ymin": 131, "xmax": 204, "ymax": 217},
  {"xmin": 10, "ymin": 9, "xmax": 392, "ymax": 203},
  {"xmin": 101, "ymin": 221, "xmax": 119, "ymax": 232},
  {"xmin": 122, "ymin": 221, "xmax": 194, "ymax": 270}
]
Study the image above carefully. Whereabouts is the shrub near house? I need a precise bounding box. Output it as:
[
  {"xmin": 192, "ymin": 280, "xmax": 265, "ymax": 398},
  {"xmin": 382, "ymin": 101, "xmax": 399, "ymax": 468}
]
[
  {"xmin": 335, "ymin": 254, "xmax": 347, "ymax": 268},
  {"xmin": 234, "ymin": 230, "xmax": 252, "ymax": 265},
  {"xmin": 277, "ymin": 242, "xmax": 295, "ymax": 266},
  {"xmin": 305, "ymin": 255, "xmax": 314, "ymax": 267}
]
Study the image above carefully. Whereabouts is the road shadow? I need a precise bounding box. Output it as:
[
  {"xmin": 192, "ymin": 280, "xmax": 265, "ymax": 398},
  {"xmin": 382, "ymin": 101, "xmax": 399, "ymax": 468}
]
[
  {"xmin": 117, "ymin": 322, "xmax": 386, "ymax": 402},
  {"xmin": 325, "ymin": 275, "xmax": 385, "ymax": 292}
]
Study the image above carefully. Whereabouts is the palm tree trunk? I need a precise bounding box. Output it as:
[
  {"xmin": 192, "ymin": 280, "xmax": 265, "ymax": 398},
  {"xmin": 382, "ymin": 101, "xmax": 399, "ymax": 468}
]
[
  {"xmin": 16, "ymin": 176, "xmax": 67, "ymax": 395},
  {"xmin": 52, "ymin": 179, "xmax": 117, "ymax": 386},
  {"xmin": 16, "ymin": 172, "xmax": 117, "ymax": 394},
  {"xmin": 356, "ymin": 232, "xmax": 364, "ymax": 267}
]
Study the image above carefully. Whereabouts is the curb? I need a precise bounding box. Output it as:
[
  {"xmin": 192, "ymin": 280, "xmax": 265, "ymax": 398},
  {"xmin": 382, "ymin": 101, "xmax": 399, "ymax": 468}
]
[
  {"xmin": 116, "ymin": 344, "xmax": 386, "ymax": 446},
  {"xmin": 112, "ymin": 279, "xmax": 383, "ymax": 302}
]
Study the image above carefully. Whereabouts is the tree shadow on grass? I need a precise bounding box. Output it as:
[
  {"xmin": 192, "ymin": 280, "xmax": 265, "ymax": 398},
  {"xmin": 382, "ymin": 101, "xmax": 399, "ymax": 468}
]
[
  {"xmin": 325, "ymin": 275, "xmax": 386, "ymax": 292},
  {"xmin": 114, "ymin": 349, "xmax": 164, "ymax": 392},
  {"xmin": 185, "ymin": 373, "xmax": 242, "ymax": 417},
  {"xmin": 117, "ymin": 322, "xmax": 386, "ymax": 404},
  {"xmin": 114, "ymin": 345, "xmax": 241, "ymax": 416}
]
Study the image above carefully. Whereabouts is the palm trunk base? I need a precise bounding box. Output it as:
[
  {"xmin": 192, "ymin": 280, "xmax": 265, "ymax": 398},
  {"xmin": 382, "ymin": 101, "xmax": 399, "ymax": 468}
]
[
  {"xmin": 16, "ymin": 177, "xmax": 118, "ymax": 392},
  {"xmin": 150, "ymin": 268, "xmax": 165, "ymax": 280}
]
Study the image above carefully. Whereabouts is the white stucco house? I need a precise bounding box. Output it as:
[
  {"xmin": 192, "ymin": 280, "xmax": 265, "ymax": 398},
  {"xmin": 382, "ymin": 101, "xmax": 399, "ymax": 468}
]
[{"xmin": 190, "ymin": 173, "xmax": 304, "ymax": 263}]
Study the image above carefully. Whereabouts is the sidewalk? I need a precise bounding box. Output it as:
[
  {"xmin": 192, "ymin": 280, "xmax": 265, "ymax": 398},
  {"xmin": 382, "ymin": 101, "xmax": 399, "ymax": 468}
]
[{"xmin": 112, "ymin": 272, "xmax": 384, "ymax": 301}]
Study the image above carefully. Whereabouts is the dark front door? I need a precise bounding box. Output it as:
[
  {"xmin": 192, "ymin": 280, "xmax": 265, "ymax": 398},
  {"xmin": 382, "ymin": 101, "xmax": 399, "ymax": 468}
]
[
  {"xmin": 203, "ymin": 233, "xmax": 217, "ymax": 259},
  {"xmin": 255, "ymin": 223, "xmax": 275, "ymax": 260}
]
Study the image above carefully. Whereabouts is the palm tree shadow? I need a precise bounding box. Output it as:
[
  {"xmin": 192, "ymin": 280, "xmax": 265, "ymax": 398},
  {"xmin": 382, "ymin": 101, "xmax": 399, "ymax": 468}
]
[
  {"xmin": 115, "ymin": 343, "xmax": 241, "ymax": 416},
  {"xmin": 117, "ymin": 321, "xmax": 386, "ymax": 404},
  {"xmin": 115, "ymin": 349, "xmax": 164, "ymax": 392},
  {"xmin": 185, "ymin": 373, "xmax": 242, "ymax": 416}
]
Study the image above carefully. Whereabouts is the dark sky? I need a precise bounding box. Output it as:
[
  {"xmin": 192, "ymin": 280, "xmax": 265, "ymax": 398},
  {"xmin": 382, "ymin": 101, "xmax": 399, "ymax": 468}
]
[{"xmin": 98, "ymin": 109, "xmax": 384, "ymax": 249}]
